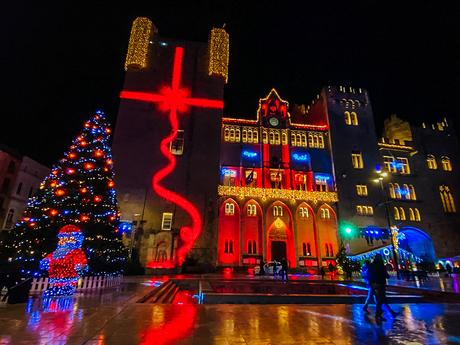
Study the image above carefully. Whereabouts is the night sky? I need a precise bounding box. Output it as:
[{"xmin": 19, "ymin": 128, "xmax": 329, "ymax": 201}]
[{"xmin": 2, "ymin": 2, "xmax": 459, "ymax": 166}]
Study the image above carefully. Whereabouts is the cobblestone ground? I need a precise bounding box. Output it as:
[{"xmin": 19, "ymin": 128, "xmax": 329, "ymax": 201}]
[{"xmin": 1, "ymin": 278, "xmax": 460, "ymax": 344}]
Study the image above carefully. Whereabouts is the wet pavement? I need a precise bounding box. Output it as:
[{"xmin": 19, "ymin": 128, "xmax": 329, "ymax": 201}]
[{"xmin": 1, "ymin": 277, "xmax": 460, "ymax": 344}]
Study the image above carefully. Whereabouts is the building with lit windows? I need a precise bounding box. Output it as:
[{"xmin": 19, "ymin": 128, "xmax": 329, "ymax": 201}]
[{"xmin": 113, "ymin": 18, "xmax": 460, "ymax": 271}]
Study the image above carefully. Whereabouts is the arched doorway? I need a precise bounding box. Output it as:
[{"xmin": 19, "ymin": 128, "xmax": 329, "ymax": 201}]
[
  {"xmin": 399, "ymin": 227, "xmax": 436, "ymax": 262},
  {"xmin": 217, "ymin": 198, "xmax": 240, "ymax": 265},
  {"xmin": 266, "ymin": 201, "xmax": 296, "ymax": 267},
  {"xmin": 242, "ymin": 200, "xmax": 263, "ymax": 265},
  {"xmin": 316, "ymin": 204, "xmax": 338, "ymax": 266},
  {"xmin": 295, "ymin": 203, "xmax": 317, "ymax": 268}
]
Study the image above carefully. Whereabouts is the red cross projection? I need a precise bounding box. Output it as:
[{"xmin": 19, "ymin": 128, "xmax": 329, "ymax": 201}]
[{"xmin": 120, "ymin": 47, "xmax": 224, "ymax": 266}]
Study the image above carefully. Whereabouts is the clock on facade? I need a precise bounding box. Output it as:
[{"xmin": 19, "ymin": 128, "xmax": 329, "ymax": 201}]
[{"xmin": 269, "ymin": 117, "xmax": 279, "ymax": 127}]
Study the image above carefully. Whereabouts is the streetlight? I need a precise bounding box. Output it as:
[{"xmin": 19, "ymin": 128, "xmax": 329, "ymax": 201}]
[{"xmin": 373, "ymin": 167, "xmax": 401, "ymax": 279}]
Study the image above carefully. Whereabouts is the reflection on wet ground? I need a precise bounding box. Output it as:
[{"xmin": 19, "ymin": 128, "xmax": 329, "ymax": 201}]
[{"xmin": 1, "ymin": 277, "xmax": 460, "ymax": 344}]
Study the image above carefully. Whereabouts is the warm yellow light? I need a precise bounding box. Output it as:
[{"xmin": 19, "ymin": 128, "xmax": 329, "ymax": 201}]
[
  {"xmin": 208, "ymin": 27, "xmax": 230, "ymax": 83},
  {"xmin": 217, "ymin": 185, "xmax": 338, "ymax": 204},
  {"xmin": 381, "ymin": 172, "xmax": 388, "ymax": 177},
  {"xmin": 373, "ymin": 179, "xmax": 380, "ymax": 183},
  {"xmin": 125, "ymin": 17, "xmax": 154, "ymax": 71}
]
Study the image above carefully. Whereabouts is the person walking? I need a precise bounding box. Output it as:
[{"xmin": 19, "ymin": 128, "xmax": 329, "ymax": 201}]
[
  {"xmin": 280, "ymin": 257, "xmax": 289, "ymax": 282},
  {"xmin": 259, "ymin": 258, "xmax": 265, "ymax": 276},
  {"xmin": 361, "ymin": 260, "xmax": 375, "ymax": 313},
  {"xmin": 328, "ymin": 263, "xmax": 335, "ymax": 280},
  {"xmin": 320, "ymin": 266, "xmax": 326, "ymax": 280},
  {"xmin": 446, "ymin": 263, "xmax": 453, "ymax": 277},
  {"xmin": 368, "ymin": 254, "xmax": 399, "ymax": 321}
]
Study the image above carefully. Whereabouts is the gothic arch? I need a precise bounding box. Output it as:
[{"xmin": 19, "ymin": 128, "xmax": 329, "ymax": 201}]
[
  {"xmin": 242, "ymin": 200, "xmax": 263, "ymax": 256},
  {"xmin": 295, "ymin": 202, "xmax": 317, "ymax": 259},
  {"xmin": 316, "ymin": 203, "xmax": 339, "ymax": 260},
  {"xmin": 218, "ymin": 198, "xmax": 241, "ymax": 265}
]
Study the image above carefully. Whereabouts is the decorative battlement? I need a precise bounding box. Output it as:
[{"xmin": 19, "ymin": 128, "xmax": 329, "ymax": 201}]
[
  {"xmin": 378, "ymin": 138, "xmax": 415, "ymax": 151},
  {"xmin": 218, "ymin": 185, "xmax": 338, "ymax": 204},
  {"xmin": 421, "ymin": 117, "xmax": 450, "ymax": 132}
]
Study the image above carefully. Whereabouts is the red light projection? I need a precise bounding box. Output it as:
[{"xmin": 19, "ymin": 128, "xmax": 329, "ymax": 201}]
[{"xmin": 120, "ymin": 47, "xmax": 224, "ymax": 266}]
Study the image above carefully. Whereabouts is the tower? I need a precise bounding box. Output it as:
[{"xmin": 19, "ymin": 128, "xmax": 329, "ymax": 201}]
[{"xmin": 112, "ymin": 18, "xmax": 229, "ymax": 269}]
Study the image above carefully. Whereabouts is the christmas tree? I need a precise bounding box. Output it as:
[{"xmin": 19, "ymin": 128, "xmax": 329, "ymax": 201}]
[{"xmin": 1, "ymin": 110, "xmax": 127, "ymax": 277}]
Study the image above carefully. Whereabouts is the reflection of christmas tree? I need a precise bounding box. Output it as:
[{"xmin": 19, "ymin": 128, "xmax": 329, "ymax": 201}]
[{"xmin": 1, "ymin": 111, "xmax": 127, "ymax": 276}]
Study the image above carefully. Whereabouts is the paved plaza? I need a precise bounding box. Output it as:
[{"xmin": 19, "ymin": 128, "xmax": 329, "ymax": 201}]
[{"xmin": 1, "ymin": 276, "xmax": 460, "ymax": 344}]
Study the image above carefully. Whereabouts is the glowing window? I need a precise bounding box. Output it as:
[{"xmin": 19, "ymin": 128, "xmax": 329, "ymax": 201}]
[
  {"xmin": 295, "ymin": 173, "xmax": 307, "ymax": 191},
  {"xmin": 441, "ymin": 156, "xmax": 452, "ymax": 171},
  {"xmin": 242, "ymin": 128, "xmax": 248, "ymax": 142},
  {"xmin": 440, "ymin": 185, "xmax": 456, "ymax": 213},
  {"xmin": 320, "ymin": 208, "xmax": 331, "ymax": 219},
  {"xmin": 356, "ymin": 184, "xmax": 368, "ymax": 196},
  {"xmin": 161, "ymin": 212, "xmax": 173, "ymax": 230},
  {"xmin": 235, "ymin": 128, "xmax": 241, "ymax": 142},
  {"xmin": 224, "ymin": 127, "xmax": 230, "ymax": 141},
  {"xmin": 409, "ymin": 208, "xmax": 415, "ymax": 221},
  {"xmin": 399, "ymin": 207, "xmax": 406, "ymax": 220},
  {"xmin": 273, "ymin": 205, "xmax": 284, "ymax": 217},
  {"xmin": 308, "ymin": 133, "xmax": 314, "ymax": 147},
  {"xmin": 299, "ymin": 207, "xmax": 309, "ymax": 218},
  {"xmin": 169, "ymin": 130, "xmax": 185, "ymax": 155},
  {"xmin": 394, "ymin": 183, "xmax": 401, "ymax": 199},
  {"xmin": 253, "ymin": 129, "xmax": 259, "ymax": 143},
  {"xmin": 351, "ymin": 152, "xmax": 363, "ymax": 169},
  {"xmin": 274, "ymin": 131, "xmax": 281, "ymax": 145},
  {"xmin": 225, "ymin": 202, "xmax": 235, "ymax": 215},
  {"xmin": 393, "ymin": 207, "xmax": 400, "ymax": 220},
  {"xmin": 291, "ymin": 133, "xmax": 296, "ymax": 146},
  {"xmin": 414, "ymin": 208, "xmax": 421, "ymax": 221},
  {"xmin": 262, "ymin": 130, "xmax": 268, "ymax": 144},
  {"xmin": 398, "ymin": 157, "xmax": 410, "ymax": 174},
  {"xmin": 229, "ymin": 128, "xmax": 235, "ymax": 142},
  {"xmin": 344, "ymin": 111, "xmax": 351, "ymax": 125},
  {"xmin": 409, "ymin": 185, "xmax": 416, "ymax": 200},
  {"xmin": 315, "ymin": 176, "xmax": 328, "ymax": 192},
  {"xmin": 301, "ymin": 133, "xmax": 307, "ymax": 147},
  {"xmin": 269, "ymin": 132, "xmax": 275, "ymax": 144},
  {"xmin": 383, "ymin": 156, "xmax": 397, "ymax": 173},
  {"xmin": 351, "ymin": 112, "xmax": 359, "ymax": 125},
  {"xmin": 356, "ymin": 205, "xmax": 373, "ymax": 216},
  {"xmin": 281, "ymin": 132, "xmax": 288, "ymax": 145},
  {"xmin": 427, "ymin": 155, "xmax": 437, "ymax": 169},
  {"xmin": 247, "ymin": 129, "xmax": 253, "ymax": 143},
  {"xmin": 247, "ymin": 204, "xmax": 257, "ymax": 216}
]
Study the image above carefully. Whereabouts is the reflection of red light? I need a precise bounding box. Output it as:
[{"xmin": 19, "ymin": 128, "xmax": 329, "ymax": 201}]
[
  {"xmin": 248, "ymin": 267, "xmax": 254, "ymax": 276},
  {"xmin": 223, "ymin": 267, "xmax": 233, "ymax": 277},
  {"xmin": 121, "ymin": 46, "xmax": 224, "ymax": 266},
  {"xmin": 139, "ymin": 305, "xmax": 197, "ymax": 345},
  {"xmin": 145, "ymin": 260, "xmax": 175, "ymax": 269}
]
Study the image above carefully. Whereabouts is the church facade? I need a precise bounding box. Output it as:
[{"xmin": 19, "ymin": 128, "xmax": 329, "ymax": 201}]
[{"xmin": 112, "ymin": 17, "xmax": 460, "ymax": 271}]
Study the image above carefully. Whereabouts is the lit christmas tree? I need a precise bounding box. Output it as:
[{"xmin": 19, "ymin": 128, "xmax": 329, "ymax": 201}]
[{"xmin": 1, "ymin": 110, "xmax": 127, "ymax": 277}]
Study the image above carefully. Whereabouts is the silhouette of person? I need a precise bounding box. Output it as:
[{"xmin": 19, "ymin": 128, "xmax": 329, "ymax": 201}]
[{"xmin": 280, "ymin": 257, "xmax": 288, "ymax": 282}]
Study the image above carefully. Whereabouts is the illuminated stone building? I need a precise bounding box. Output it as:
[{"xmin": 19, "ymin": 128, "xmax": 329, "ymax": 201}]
[{"xmin": 113, "ymin": 18, "xmax": 459, "ymax": 271}]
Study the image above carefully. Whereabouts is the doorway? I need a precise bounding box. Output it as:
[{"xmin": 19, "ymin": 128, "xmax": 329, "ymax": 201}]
[{"xmin": 271, "ymin": 241, "xmax": 287, "ymax": 261}]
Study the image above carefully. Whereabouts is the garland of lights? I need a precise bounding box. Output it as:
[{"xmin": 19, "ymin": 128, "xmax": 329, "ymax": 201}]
[
  {"xmin": 217, "ymin": 185, "xmax": 338, "ymax": 204},
  {"xmin": 208, "ymin": 27, "xmax": 230, "ymax": 83},
  {"xmin": 40, "ymin": 225, "xmax": 88, "ymax": 296},
  {"xmin": 125, "ymin": 17, "xmax": 153, "ymax": 71}
]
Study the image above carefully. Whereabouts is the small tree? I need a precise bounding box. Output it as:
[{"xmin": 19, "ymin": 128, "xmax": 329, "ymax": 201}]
[{"xmin": 336, "ymin": 244, "xmax": 361, "ymax": 279}]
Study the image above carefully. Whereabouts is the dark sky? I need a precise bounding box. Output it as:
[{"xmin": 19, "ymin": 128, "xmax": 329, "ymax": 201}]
[{"xmin": 2, "ymin": 2, "xmax": 460, "ymax": 166}]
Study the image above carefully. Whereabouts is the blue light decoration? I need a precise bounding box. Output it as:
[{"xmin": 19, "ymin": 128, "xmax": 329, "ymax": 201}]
[
  {"xmin": 40, "ymin": 225, "xmax": 88, "ymax": 297},
  {"xmin": 348, "ymin": 245, "xmax": 423, "ymax": 264},
  {"xmin": 221, "ymin": 167, "xmax": 237, "ymax": 176},
  {"xmin": 242, "ymin": 150, "xmax": 258, "ymax": 159},
  {"xmin": 292, "ymin": 153, "xmax": 308, "ymax": 162},
  {"xmin": 119, "ymin": 221, "xmax": 133, "ymax": 234},
  {"xmin": 314, "ymin": 174, "xmax": 330, "ymax": 181}
]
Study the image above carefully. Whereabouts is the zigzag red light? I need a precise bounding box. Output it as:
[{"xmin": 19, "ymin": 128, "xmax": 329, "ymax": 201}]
[{"xmin": 120, "ymin": 46, "xmax": 223, "ymax": 266}]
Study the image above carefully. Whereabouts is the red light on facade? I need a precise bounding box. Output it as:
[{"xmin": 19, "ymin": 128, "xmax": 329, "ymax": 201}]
[{"xmin": 121, "ymin": 46, "xmax": 225, "ymax": 266}]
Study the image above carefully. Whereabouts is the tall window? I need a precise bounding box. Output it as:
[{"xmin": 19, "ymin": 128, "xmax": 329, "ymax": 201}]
[
  {"xmin": 426, "ymin": 155, "xmax": 437, "ymax": 170},
  {"xmin": 224, "ymin": 240, "xmax": 234, "ymax": 254},
  {"xmin": 223, "ymin": 169, "xmax": 237, "ymax": 186},
  {"xmin": 394, "ymin": 183, "xmax": 401, "ymax": 199},
  {"xmin": 320, "ymin": 208, "xmax": 331, "ymax": 219},
  {"xmin": 302, "ymin": 243, "xmax": 307, "ymax": 256},
  {"xmin": 170, "ymin": 130, "xmax": 185, "ymax": 155},
  {"xmin": 351, "ymin": 152, "xmax": 363, "ymax": 169},
  {"xmin": 383, "ymin": 156, "xmax": 396, "ymax": 173},
  {"xmin": 408, "ymin": 208, "xmax": 421, "ymax": 221},
  {"xmin": 356, "ymin": 184, "xmax": 368, "ymax": 196},
  {"xmin": 350, "ymin": 111, "xmax": 359, "ymax": 125},
  {"xmin": 225, "ymin": 202, "xmax": 235, "ymax": 215},
  {"xmin": 300, "ymin": 133, "xmax": 307, "ymax": 147},
  {"xmin": 308, "ymin": 132, "xmax": 325, "ymax": 148},
  {"xmin": 356, "ymin": 205, "xmax": 373, "ymax": 216},
  {"xmin": 245, "ymin": 170, "xmax": 257, "ymax": 187},
  {"xmin": 295, "ymin": 173, "xmax": 307, "ymax": 191},
  {"xmin": 299, "ymin": 207, "xmax": 309, "ymax": 218},
  {"xmin": 281, "ymin": 132, "xmax": 288, "ymax": 145},
  {"xmin": 248, "ymin": 240, "xmax": 257, "ymax": 254},
  {"xmin": 397, "ymin": 157, "xmax": 411, "ymax": 174},
  {"xmin": 394, "ymin": 207, "xmax": 400, "ymax": 220},
  {"xmin": 441, "ymin": 156, "xmax": 452, "ymax": 171},
  {"xmin": 270, "ymin": 171, "xmax": 283, "ymax": 189},
  {"xmin": 440, "ymin": 185, "xmax": 456, "ymax": 213},
  {"xmin": 161, "ymin": 212, "xmax": 173, "ymax": 230},
  {"xmin": 402, "ymin": 184, "xmax": 411, "ymax": 200},
  {"xmin": 247, "ymin": 204, "xmax": 257, "ymax": 216},
  {"xmin": 399, "ymin": 207, "xmax": 406, "ymax": 220},
  {"xmin": 262, "ymin": 130, "xmax": 268, "ymax": 144},
  {"xmin": 409, "ymin": 208, "xmax": 415, "ymax": 221},
  {"xmin": 273, "ymin": 205, "xmax": 284, "ymax": 217},
  {"xmin": 388, "ymin": 183, "xmax": 396, "ymax": 199},
  {"xmin": 344, "ymin": 111, "xmax": 352, "ymax": 125},
  {"xmin": 5, "ymin": 209, "xmax": 14, "ymax": 229},
  {"xmin": 414, "ymin": 208, "xmax": 421, "ymax": 221},
  {"xmin": 315, "ymin": 176, "xmax": 328, "ymax": 192},
  {"xmin": 408, "ymin": 185, "xmax": 416, "ymax": 200},
  {"xmin": 16, "ymin": 182, "xmax": 23, "ymax": 195}
]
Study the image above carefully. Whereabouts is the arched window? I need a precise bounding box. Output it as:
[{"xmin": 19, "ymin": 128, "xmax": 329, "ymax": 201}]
[
  {"xmin": 308, "ymin": 133, "xmax": 314, "ymax": 147},
  {"xmin": 302, "ymin": 243, "xmax": 307, "ymax": 256},
  {"xmin": 269, "ymin": 132, "xmax": 275, "ymax": 144},
  {"xmin": 248, "ymin": 240, "xmax": 252, "ymax": 254},
  {"xmin": 307, "ymin": 243, "xmax": 311, "ymax": 255},
  {"xmin": 399, "ymin": 207, "xmax": 406, "ymax": 220},
  {"xmin": 318, "ymin": 134, "xmax": 325, "ymax": 148},
  {"xmin": 247, "ymin": 129, "xmax": 253, "ymax": 143},
  {"xmin": 344, "ymin": 111, "xmax": 352, "ymax": 125},
  {"xmin": 281, "ymin": 132, "xmax": 287, "ymax": 145},
  {"xmin": 356, "ymin": 205, "xmax": 362, "ymax": 215},
  {"xmin": 388, "ymin": 183, "xmax": 396, "ymax": 199},
  {"xmin": 229, "ymin": 240, "xmax": 234, "ymax": 254},
  {"xmin": 225, "ymin": 202, "xmax": 235, "ymax": 215},
  {"xmin": 414, "ymin": 208, "xmax": 421, "ymax": 221},
  {"xmin": 394, "ymin": 207, "xmax": 400, "ymax": 220},
  {"xmin": 5, "ymin": 209, "xmax": 14, "ymax": 229},
  {"xmin": 224, "ymin": 240, "xmax": 229, "ymax": 253},
  {"xmin": 262, "ymin": 130, "xmax": 268, "ymax": 144},
  {"xmin": 325, "ymin": 244, "xmax": 330, "ymax": 257},
  {"xmin": 235, "ymin": 128, "xmax": 241, "ymax": 142},
  {"xmin": 224, "ymin": 127, "xmax": 230, "ymax": 141},
  {"xmin": 253, "ymin": 240, "xmax": 257, "ymax": 254},
  {"xmin": 329, "ymin": 244, "xmax": 334, "ymax": 257},
  {"xmin": 402, "ymin": 184, "xmax": 410, "ymax": 200},
  {"xmin": 299, "ymin": 207, "xmax": 309, "ymax": 218},
  {"xmin": 409, "ymin": 208, "xmax": 415, "ymax": 221},
  {"xmin": 253, "ymin": 130, "xmax": 259, "ymax": 143},
  {"xmin": 274, "ymin": 131, "xmax": 281, "ymax": 145},
  {"xmin": 409, "ymin": 185, "xmax": 416, "ymax": 200},
  {"xmin": 16, "ymin": 182, "xmax": 23, "ymax": 195},
  {"xmin": 351, "ymin": 112, "xmax": 359, "ymax": 125},
  {"xmin": 441, "ymin": 156, "xmax": 452, "ymax": 171},
  {"xmin": 242, "ymin": 128, "xmax": 248, "ymax": 142},
  {"xmin": 247, "ymin": 204, "xmax": 257, "ymax": 216},
  {"xmin": 427, "ymin": 155, "xmax": 437, "ymax": 169},
  {"xmin": 321, "ymin": 208, "xmax": 331, "ymax": 219},
  {"xmin": 273, "ymin": 205, "xmax": 284, "ymax": 217},
  {"xmin": 440, "ymin": 185, "xmax": 456, "ymax": 213},
  {"xmin": 291, "ymin": 133, "xmax": 296, "ymax": 146},
  {"xmin": 394, "ymin": 183, "xmax": 401, "ymax": 199},
  {"xmin": 229, "ymin": 128, "xmax": 235, "ymax": 142},
  {"xmin": 301, "ymin": 133, "xmax": 307, "ymax": 147}
]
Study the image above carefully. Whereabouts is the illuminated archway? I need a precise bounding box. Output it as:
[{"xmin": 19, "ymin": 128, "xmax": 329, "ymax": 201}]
[
  {"xmin": 242, "ymin": 200, "xmax": 263, "ymax": 258},
  {"xmin": 295, "ymin": 203, "xmax": 317, "ymax": 266},
  {"xmin": 218, "ymin": 198, "xmax": 240, "ymax": 265},
  {"xmin": 266, "ymin": 201, "xmax": 296, "ymax": 267},
  {"xmin": 316, "ymin": 204, "xmax": 338, "ymax": 263},
  {"xmin": 399, "ymin": 227, "xmax": 436, "ymax": 262}
]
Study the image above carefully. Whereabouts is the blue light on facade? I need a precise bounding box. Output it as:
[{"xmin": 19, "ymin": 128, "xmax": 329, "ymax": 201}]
[
  {"xmin": 242, "ymin": 150, "xmax": 258, "ymax": 159},
  {"xmin": 292, "ymin": 153, "xmax": 308, "ymax": 162}
]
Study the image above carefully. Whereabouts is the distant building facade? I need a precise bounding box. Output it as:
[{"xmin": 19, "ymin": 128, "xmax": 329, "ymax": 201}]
[{"xmin": 0, "ymin": 146, "xmax": 49, "ymax": 230}]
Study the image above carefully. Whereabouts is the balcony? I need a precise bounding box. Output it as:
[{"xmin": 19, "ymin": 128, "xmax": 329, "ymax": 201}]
[{"xmin": 217, "ymin": 185, "xmax": 338, "ymax": 204}]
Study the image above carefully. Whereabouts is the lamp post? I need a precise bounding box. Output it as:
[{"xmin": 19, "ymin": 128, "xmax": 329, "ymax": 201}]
[{"xmin": 373, "ymin": 168, "xmax": 401, "ymax": 279}]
